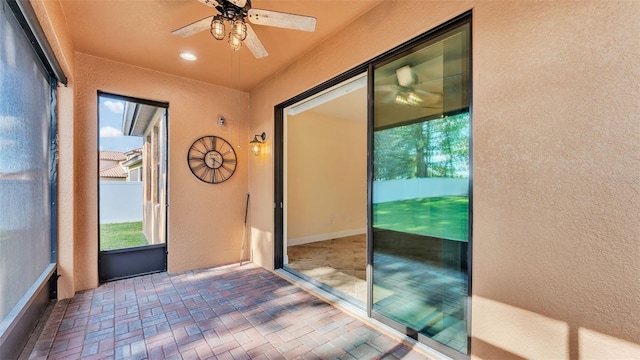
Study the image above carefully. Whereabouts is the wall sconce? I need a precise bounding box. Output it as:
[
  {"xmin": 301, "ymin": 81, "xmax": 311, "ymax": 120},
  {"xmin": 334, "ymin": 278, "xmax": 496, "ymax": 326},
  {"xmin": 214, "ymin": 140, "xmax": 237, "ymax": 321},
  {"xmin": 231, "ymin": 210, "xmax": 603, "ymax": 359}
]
[{"xmin": 249, "ymin": 132, "xmax": 266, "ymax": 156}]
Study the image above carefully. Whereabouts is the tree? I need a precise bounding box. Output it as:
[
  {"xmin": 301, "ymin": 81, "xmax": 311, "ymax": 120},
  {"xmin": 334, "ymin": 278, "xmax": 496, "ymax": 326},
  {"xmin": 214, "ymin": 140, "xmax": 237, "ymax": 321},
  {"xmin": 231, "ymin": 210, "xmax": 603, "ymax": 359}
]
[{"xmin": 373, "ymin": 112, "xmax": 469, "ymax": 181}]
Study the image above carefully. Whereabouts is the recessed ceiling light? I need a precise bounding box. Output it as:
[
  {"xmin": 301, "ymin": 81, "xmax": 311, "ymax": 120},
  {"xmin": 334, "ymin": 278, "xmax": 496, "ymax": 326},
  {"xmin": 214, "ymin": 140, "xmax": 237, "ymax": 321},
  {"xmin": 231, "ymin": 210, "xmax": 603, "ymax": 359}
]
[{"xmin": 180, "ymin": 52, "xmax": 197, "ymax": 61}]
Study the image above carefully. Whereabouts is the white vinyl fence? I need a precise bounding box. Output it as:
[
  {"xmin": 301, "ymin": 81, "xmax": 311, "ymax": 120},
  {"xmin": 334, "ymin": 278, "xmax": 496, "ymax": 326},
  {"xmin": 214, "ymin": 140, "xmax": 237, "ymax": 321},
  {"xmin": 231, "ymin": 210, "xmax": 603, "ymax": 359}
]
[
  {"xmin": 373, "ymin": 178, "xmax": 468, "ymax": 203},
  {"xmin": 99, "ymin": 181, "xmax": 143, "ymax": 224}
]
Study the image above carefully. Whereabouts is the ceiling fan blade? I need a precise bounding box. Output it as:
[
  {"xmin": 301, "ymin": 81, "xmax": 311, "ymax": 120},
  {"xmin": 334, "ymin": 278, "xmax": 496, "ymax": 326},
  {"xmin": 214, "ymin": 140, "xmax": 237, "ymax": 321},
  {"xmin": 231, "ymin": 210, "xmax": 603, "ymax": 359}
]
[
  {"xmin": 375, "ymin": 84, "xmax": 398, "ymax": 93},
  {"xmin": 172, "ymin": 16, "xmax": 213, "ymax": 38},
  {"xmin": 415, "ymin": 73, "xmax": 463, "ymax": 92},
  {"xmin": 244, "ymin": 23, "xmax": 268, "ymax": 58},
  {"xmin": 248, "ymin": 9, "xmax": 316, "ymax": 32},
  {"xmin": 414, "ymin": 88, "xmax": 442, "ymax": 97},
  {"xmin": 228, "ymin": 0, "xmax": 247, "ymax": 7},
  {"xmin": 380, "ymin": 92, "xmax": 397, "ymax": 104},
  {"xmin": 196, "ymin": 0, "xmax": 219, "ymax": 8}
]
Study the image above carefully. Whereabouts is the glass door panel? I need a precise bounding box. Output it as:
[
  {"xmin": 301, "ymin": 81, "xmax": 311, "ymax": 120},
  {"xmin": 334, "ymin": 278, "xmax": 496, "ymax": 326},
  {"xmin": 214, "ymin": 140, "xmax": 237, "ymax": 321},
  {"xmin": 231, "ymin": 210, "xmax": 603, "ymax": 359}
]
[
  {"xmin": 98, "ymin": 93, "xmax": 168, "ymax": 282},
  {"xmin": 371, "ymin": 22, "xmax": 470, "ymax": 355}
]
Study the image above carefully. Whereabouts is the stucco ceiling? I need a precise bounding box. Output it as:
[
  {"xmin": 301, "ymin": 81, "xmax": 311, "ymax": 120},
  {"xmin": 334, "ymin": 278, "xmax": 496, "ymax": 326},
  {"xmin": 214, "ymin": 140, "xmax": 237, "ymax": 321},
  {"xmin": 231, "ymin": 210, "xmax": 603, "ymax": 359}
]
[{"xmin": 59, "ymin": 0, "xmax": 383, "ymax": 92}]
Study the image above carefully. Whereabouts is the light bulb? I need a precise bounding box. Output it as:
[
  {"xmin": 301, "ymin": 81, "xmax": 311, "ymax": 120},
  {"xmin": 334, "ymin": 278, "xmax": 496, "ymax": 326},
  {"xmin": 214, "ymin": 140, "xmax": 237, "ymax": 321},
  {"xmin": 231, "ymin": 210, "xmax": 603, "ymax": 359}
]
[
  {"xmin": 407, "ymin": 92, "xmax": 422, "ymax": 105},
  {"xmin": 228, "ymin": 33, "xmax": 242, "ymax": 51},
  {"xmin": 231, "ymin": 19, "xmax": 247, "ymax": 40},
  {"xmin": 252, "ymin": 143, "xmax": 260, "ymax": 156},
  {"xmin": 210, "ymin": 16, "xmax": 225, "ymax": 40}
]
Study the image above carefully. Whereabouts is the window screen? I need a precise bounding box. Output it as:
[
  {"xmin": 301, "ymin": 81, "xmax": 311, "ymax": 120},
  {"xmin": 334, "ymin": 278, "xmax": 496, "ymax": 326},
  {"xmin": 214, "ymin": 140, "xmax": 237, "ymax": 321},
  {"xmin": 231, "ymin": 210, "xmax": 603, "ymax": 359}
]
[
  {"xmin": 130, "ymin": 167, "xmax": 141, "ymax": 182},
  {"xmin": 0, "ymin": 2, "xmax": 55, "ymax": 323}
]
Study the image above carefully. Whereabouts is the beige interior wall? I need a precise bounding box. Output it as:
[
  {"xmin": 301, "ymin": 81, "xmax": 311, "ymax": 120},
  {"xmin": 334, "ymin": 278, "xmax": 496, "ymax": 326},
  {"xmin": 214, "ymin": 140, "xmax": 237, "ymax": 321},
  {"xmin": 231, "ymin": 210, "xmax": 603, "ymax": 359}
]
[
  {"xmin": 286, "ymin": 111, "xmax": 366, "ymax": 241},
  {"xmin": 249, "ymin": 1, "xmax": 640, "ymax": 359},
  {"xmin": 73, "ymin": 53, "xmax": 249, "ymax": 290}
]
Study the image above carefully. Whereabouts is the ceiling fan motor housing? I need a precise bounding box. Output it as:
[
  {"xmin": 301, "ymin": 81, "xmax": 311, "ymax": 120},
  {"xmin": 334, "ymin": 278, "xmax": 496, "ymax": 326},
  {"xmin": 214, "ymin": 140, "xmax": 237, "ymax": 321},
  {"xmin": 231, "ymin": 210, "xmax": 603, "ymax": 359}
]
[
  {"xmin": 217, "ymin": 0, "xmax": 250, "ymax": 21},
  {"xmin": 396, "ymin": 65, "xmax": 418, "ymax": 87}
]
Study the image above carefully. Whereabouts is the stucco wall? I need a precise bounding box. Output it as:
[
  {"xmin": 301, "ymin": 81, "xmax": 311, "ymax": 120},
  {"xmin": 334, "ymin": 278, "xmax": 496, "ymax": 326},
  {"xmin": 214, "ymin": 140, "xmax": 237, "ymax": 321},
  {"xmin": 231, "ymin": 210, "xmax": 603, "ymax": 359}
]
[
  {"xmin": 249, "ymin": 1, "xmax": 640, "ymax": 359},
  {"xmin": 70, "ymin": 53, "xmax": 249, "ymax": 291}
]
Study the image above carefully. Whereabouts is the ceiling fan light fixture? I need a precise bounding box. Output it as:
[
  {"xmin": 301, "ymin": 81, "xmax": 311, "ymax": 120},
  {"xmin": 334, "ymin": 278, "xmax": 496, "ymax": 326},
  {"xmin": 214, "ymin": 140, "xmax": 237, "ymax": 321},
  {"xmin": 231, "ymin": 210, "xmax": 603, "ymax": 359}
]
[
  {"xmin": 228, "ymin": 33, "xmax": 243, "ymax": 50},
  {"xmin": 231, "ymin": 19, "xmax": 247, "ymax": 41},
  {"xmin": 211, "ymin": 16, "xmax": 225, "ymax": 40},
  {"xmin": 395, "ymin": 91, "xmax": 423, "ymax": 106},
  {"xmin": 172, "ymin": 0, "xmax": 318, "ymax": 58},
  {"xmin": 406, "ymin": 91, "xmax": 423, "ymax": 105}
]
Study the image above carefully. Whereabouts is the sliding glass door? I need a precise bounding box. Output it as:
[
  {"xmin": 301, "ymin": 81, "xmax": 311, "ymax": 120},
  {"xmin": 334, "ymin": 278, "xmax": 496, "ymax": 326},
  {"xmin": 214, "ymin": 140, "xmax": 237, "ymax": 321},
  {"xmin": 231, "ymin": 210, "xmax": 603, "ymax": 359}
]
[
  {"xmin": 371, "ymin": 20, "xmax": 471, "ymax": 356},
  {"xmin": 275, "ymin": 12, "xmax": 471, "ymax": 358}
]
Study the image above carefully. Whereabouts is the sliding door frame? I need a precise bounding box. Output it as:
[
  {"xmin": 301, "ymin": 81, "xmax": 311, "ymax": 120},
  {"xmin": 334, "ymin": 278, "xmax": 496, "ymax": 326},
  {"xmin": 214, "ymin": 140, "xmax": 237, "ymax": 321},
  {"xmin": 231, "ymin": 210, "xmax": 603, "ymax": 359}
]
[
  {"xmin": 368, "ymin": 14, "xmax": 473, "ymax": 358},
  {"xmin": 274, "ymin": 65, "xmax": 369, "ymax": 270},
  {"xmin": 274, "ymin": 10, "xmax": 473, "ymax": 358}
]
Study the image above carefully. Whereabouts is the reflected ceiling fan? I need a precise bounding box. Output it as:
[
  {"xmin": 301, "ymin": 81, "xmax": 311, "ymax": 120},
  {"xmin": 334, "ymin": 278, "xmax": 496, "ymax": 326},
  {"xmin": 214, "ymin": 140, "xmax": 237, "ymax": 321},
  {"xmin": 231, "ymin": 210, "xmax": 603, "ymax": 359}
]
[
  {"xmin": 172, "ymin": 0, "xmax": 317, "ymax": 59},
  {"xmin": 376, "ymin": 65, "xmax": 443, "ymax": 107}
]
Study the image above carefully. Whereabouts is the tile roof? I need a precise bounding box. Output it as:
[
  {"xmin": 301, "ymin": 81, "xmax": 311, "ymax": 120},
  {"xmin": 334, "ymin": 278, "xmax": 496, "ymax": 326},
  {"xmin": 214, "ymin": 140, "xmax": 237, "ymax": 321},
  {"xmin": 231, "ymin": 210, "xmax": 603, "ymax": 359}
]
[
  {"xmin": 99, "ymin": 151, "xmax": 126, "ymax": 161},
  {"xmin": 125, "ymin": 147, "xmax": 143, "ymax": 155},
  {"xmin": 99, "ymin": 164, "xmax": 127, "ymax": 178}
]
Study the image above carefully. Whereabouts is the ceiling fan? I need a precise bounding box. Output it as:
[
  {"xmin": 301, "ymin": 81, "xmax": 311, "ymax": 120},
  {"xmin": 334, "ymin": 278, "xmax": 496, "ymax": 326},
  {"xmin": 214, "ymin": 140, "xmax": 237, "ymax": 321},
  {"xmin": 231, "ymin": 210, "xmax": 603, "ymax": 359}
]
[
  {"xmin": 172, "ymin": 0, "xmax": 317, "ymax": 59},
  {"xmin": 376, "ymin": 65, "xmax": 443, "ymax": 107}
]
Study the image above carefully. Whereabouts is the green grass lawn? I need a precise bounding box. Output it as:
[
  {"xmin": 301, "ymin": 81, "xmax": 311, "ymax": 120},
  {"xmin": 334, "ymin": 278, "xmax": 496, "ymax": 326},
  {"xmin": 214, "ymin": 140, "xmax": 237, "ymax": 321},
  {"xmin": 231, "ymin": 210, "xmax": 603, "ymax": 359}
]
[
  {"xmin": 373, "ymin": 196, "xmax": 469, "ymax": 241},
  {"xmin": 100, "ymin": 221, "xmax": 148, "ymax": 251}
]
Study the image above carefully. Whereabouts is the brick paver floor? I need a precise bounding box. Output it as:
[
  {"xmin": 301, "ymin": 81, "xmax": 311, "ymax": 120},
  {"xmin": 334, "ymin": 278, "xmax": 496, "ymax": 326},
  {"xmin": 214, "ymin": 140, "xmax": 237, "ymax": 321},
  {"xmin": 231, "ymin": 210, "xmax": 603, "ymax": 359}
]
[{"xmin": 28, "ymin": 263, "xmax": 428, "ymax": 359}]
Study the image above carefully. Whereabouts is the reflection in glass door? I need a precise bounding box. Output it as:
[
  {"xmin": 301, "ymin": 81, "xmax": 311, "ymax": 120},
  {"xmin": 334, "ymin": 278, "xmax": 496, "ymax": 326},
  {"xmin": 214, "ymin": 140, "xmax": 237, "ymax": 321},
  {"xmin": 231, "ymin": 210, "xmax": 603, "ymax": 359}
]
[{"xmin": 371, "ymin": 20, "xmax": 471, "ymax": 355}]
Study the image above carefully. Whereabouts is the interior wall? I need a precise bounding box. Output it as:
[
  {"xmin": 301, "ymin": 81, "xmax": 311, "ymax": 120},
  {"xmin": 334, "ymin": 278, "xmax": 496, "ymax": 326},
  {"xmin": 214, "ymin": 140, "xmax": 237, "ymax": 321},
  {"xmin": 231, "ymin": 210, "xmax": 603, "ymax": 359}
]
[
  {"xmin": 249, "ymin": 1, "xmax": 640, "ymax": 359},
  {"xmin": 72, "ymin": 53, "xmax": 249, "ymax": 291},
  {"xmin": 286, "ymin": 111, "xmax": 366, "ymax": 243}
]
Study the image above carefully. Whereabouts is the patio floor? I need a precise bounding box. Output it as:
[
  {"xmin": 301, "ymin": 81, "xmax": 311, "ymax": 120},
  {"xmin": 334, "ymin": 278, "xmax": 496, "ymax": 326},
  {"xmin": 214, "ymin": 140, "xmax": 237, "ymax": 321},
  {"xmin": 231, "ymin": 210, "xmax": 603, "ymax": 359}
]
[{"xmin": 27, "ymin": 263, "xmax": 428, "ymax": 359}]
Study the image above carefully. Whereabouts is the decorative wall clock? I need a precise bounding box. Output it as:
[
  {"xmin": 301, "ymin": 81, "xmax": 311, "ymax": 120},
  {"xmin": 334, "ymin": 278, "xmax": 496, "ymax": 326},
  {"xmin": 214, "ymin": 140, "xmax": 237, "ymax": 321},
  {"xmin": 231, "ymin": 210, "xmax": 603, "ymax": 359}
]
[{"xmin": 187, "ymin": 135, "xmax": 237, "ymax": 184}]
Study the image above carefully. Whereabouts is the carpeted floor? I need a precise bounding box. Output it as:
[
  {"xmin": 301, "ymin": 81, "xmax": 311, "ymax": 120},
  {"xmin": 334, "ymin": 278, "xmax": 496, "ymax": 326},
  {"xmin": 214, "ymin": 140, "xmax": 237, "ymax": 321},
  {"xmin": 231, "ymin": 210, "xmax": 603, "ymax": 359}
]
[{"xmin": 286, "ymin": 234, "xmax": 367, "ymax": 303}]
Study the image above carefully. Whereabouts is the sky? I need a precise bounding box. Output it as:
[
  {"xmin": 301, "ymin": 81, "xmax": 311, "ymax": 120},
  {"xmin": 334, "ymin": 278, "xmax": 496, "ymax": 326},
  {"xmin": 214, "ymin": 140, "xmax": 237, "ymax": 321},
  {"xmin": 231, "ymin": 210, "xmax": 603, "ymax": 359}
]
[{"xmin": 99, "ymin": 97, "xmax": 143, "ymax": 152}]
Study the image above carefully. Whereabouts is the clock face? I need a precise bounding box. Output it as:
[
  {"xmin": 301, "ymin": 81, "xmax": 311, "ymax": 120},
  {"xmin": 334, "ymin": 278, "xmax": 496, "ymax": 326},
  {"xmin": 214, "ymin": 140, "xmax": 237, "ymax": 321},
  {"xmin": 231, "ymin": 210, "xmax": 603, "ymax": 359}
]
[{"xmin": 187, "ymin": 136, "xmax": 237, "ymax": 184}]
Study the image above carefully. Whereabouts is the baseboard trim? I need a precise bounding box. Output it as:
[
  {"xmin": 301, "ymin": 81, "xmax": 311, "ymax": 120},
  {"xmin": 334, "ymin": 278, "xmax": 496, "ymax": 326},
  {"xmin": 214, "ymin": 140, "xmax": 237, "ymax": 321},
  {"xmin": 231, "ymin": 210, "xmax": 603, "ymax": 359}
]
[{"xmin": 288, "ymin": 228, "xmax": 366, "ymax": 246}]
